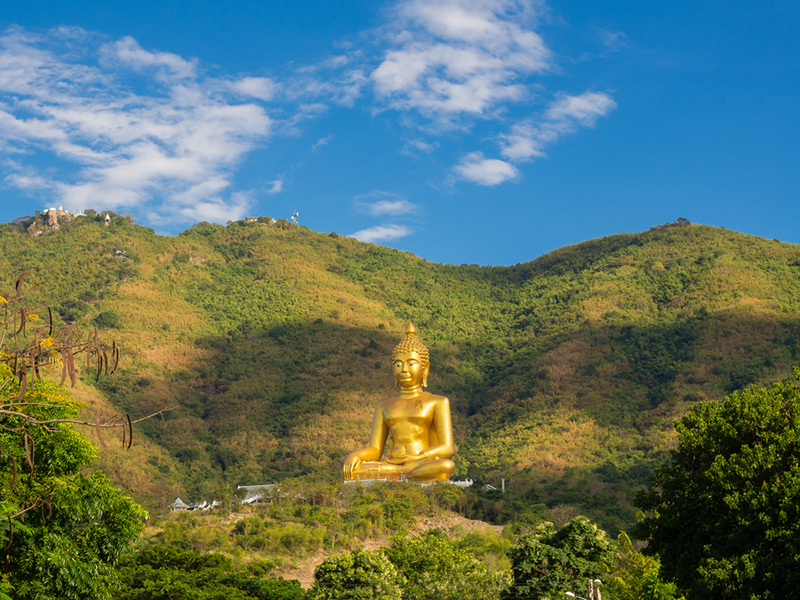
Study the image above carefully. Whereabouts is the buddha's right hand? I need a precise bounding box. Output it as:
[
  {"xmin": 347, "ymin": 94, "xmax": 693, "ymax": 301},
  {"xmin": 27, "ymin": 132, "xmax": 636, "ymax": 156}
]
[{"xmin": 342, "ymin": 453, "xmax": 361, "ymax": 480}]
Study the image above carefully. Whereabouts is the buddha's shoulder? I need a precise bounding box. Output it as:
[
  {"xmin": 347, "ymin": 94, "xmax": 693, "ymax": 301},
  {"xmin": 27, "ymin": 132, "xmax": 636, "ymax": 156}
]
[{"xmin": 420, "ymin": 391, "xmax": 450, "ymax": 405}]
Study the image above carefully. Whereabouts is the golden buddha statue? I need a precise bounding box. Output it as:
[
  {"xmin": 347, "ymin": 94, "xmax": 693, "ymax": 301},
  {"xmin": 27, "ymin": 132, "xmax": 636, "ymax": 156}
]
[{"xmin": 342, "ymin": 323, "xmax": 455, "ymax": 482}]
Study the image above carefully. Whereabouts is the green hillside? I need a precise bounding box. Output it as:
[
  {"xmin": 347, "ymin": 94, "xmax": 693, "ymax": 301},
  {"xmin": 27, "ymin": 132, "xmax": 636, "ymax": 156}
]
[{"xmin": 4, "ymin": 213, "xmax": 800, "ymax": 532}]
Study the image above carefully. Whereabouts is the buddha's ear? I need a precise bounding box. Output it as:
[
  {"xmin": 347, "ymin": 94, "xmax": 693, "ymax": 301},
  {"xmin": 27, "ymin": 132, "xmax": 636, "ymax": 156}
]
[{"xmin": 422, "ymin": 364, "xmax": 429, "ymax": 388}]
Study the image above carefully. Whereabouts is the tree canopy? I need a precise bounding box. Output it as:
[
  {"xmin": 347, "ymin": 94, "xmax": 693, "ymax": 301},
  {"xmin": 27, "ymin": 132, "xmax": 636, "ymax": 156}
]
[
  {"xmin": 384, "ymin": 529, "xmax": 510, "ymax": 600},
  {"xmin": 636, "ymin": 369, "xmax": 800, "ymax": 599},
  {"xmin": 604, "ymin": 532, "xmax": 683, "ymax": 600},
  {"xmin": 310, "ymin": 530, "xmax": 510, "ymax": 600},
  {"xmin": 310, "ymin": 549, "xmax": 404, "ymax": 600},
  {"xmin": 116, "ymin": 545, "xmax": 305, "ymax": 600},
  {"xmin": 502, "ymin": 516, "xmax": 614, "ymax": 600}
]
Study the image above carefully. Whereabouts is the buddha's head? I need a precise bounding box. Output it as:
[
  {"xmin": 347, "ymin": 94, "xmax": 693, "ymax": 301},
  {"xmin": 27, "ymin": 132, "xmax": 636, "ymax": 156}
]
[{"xmin": 392, "ymin": 323, "xmax": 430, "ymax": 388}]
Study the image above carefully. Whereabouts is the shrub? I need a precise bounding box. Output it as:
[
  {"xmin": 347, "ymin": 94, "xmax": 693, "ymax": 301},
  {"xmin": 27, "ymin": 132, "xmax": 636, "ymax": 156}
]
[{"xmin": 93, "ymin": 310, "xmax": 120, "ymax": 329}]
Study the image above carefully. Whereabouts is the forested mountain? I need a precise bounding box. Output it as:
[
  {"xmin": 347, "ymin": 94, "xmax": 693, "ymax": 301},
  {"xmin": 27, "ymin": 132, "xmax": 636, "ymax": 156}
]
[{"xmin": 4, "ymin": 213, "xmax": 800, "ymax": 532}]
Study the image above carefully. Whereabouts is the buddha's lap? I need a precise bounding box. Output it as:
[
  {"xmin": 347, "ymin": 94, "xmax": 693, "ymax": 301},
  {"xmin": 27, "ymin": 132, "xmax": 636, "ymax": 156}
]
[{"xmin": 355, "ymin": 457, "xmax": 454, "ymax": 474}]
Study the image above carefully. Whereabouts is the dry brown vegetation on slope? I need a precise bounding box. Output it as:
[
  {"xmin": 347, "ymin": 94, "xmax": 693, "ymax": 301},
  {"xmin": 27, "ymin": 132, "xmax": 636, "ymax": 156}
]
[{"xmin": 4, "ymin": 213, "xmax": 800, "ymax": 531}]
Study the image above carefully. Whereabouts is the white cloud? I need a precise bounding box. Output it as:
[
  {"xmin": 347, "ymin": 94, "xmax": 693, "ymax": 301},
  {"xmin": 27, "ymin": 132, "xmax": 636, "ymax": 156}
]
[
  {"xmin": 454, "ymin": 151, "xmax": 519, "ymax": 185},
  {"xmin": 175, "ymin": 191, "xmax": 253, "ymax": 224},
  {"xmin": 364, "ymin": 1, "xmax": 615, "ymax": 188},
  {"xmin": 229, "ymin": 76, "xmax": 278, "ymax": 101},
  {"xmin": 371, "ymin": 0, "xmax": 550, "ymax": 126},
  {"xmin": 286, "ymin": 55, "xmax": 368, "ymax": 108},
  {"xmin": 266, "ymin": 178, "xmax": 283, "ymax": 194},
  {"xmin": 106, "ymin": 36, "xmax": 197, "ymax": 79},
  {"xmin": 355, "ymin": 190, "xmax": 418, "ymax": 216},
  {"xmin": 0, "ymin": 10, "xmax": 619, "ymax": 229},
  {"xmin": 312, "ymin": 134, "xmax": 333, "ymax": 151},
  {"xmin": 597, "ymin": 29, "xmax": 627, "ymax": 53},
  {"xmin": 500, "ymin": 90, "xmax": 616, "ymax": 161},
  {"xmin": 402, "ymin": 138, "xmax": 438, "ymax": 154},
  {"xmin": 350, "ymin": 224, "xmax": 414, "ymax": 243},
  {"xmin": 4, "ymin": 169, "xmax": 50, "ymax": 190},
  {"xmin": 368, "ymin": 199, "xmax": 418, "ymax": 216},
  {"xmin": 171, "ymin": 177, "xmax": 230, "ymax": 205},
  {"xmin": 0, "ymin": 27, "xmax": 272, "ymax": 228},
  {"xmin": 545, "ymin": 91, "xmax": 617, "ymax": 124}
]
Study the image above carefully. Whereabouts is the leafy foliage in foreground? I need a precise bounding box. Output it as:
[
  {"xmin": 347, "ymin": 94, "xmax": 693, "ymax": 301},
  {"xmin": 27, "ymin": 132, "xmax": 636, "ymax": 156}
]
[
  {"xmin": 0, "ymin": 276, "xmax": 156, "ymax": 600},
  {"xmin": 385, "ymin": 530, "xmax": 511, "ymax": 600},
  {"xmin": 0, "ymin": 370, "xmax": 145, "ymax": 600},
  {"xmin": 311, "ymin": 550, "xmax": 404, "ymax": 600},
  {"xmin": 605, "ymin": 533, "xmax": 683, "ymax": 600},
  {"xmin": 503, "ymin": 516, "xmax": 614, "ymax": 600},
  {"xmin": 636, "ymin": 369, "xmax": 800, "ymax": 600}
]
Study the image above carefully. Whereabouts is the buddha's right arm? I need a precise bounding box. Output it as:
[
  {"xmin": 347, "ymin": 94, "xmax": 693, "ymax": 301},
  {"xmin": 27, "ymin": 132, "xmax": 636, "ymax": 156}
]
[
  {"xmin": 367, "ymin": 407, "xmax": 390, "ymax": 450},
  {"xmin": 343, "ymin": 405, "xmax": 389, "ymax": 479}
]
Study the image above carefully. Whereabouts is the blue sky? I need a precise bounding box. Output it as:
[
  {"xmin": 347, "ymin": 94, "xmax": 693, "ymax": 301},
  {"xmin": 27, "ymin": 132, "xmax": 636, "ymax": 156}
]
[{"xmin": 1, "ymin": 1, "xmax": 798, "ymax": 265}]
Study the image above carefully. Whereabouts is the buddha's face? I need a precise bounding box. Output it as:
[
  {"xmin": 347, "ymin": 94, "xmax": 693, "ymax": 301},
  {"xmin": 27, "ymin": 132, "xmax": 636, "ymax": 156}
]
[{"xmin": 393, "ymin": 350, "xmax": 428, "ymax": 388}]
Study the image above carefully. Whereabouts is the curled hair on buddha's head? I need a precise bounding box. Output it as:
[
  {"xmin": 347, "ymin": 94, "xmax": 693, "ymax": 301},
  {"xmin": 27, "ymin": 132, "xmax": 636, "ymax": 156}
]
[{"xmin": 392, "ymin": 323, "xmax": 430, "ymax": 387}]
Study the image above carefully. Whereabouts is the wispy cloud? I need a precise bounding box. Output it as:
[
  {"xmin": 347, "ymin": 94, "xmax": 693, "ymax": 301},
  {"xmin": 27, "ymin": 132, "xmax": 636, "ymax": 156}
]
[
  {"xmin": 402, "ymin": 138, "xmax": 439, "ymax": 155},
  {"xmin": 597, "ymin": 29, "xmax": 627, "ymax": 53},
  {"xmin": 454, "ymin": 90, "xmax": 615, "ymax": 186},
  {"xmin": 3, "ymin": 165, "xmax": 50, "ymax": 191},
  {"xmin": 266, "ymin": 178, "xmax": 284, "ymax": 194},
  {"xmin": 500, "ymin": 91, "xmax": 617, "ymax": 161},
  {"xmin": 371, "ymin": 0, "xmax": 551, "ymax": 127},
  {"xmin": 173, "ymin": 191, "xmax": 254, "ymax": 224},
  {"xmin": 106, "ymin": 36, "xmax": 197, "ymax": 79},
  {"xmin": 365, "ymin": 1, "xmax": 615, "ymax": 188},
  {"xmin": 0, "ymin": 3, "xmax": 619, "ymax": 228},
  {"xmin": 454, "ymin": 151, "xmax": 520, "ymax": 185},
  {"xmin": 355, "ymin": 190, "xmax": 419, "ymax": 216},
  {"xmin": 312, "ymin": 134, "xmax": 334, "ymax": 151},
  {"xmin": 229, "ymin": 76, "xmax": 279, "ymax": 101},
  {"xmin": 0, "ymin": 26, "xmax": 270, "ymax": 226},
  {"xmin": 350, "ymin": 224, "xmax": 414, "ymax": 243},
  {"xmin": 286, "ymin": 54, "xmax": 368, "ymax": 109}
]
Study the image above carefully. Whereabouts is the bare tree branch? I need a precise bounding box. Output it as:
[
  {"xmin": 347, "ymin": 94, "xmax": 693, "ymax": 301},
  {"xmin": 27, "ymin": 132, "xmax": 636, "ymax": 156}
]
[{"xmin": 0, "ymin": 406, "xmax": 177, "ymax": 428}]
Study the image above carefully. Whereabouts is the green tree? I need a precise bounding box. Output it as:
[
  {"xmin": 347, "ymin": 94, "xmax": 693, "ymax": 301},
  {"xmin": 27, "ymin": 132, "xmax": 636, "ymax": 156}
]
[
  {"xmin": 117, "ymin": 545, "xmax": 305, "ymax": 600},
  {"xmin": 0, "ymin": 370, "xmax": 146, "ymax": 600},
  {"xmin": 503, "ymin": 516, "xmax": 613, "ymax": 600},
  {"xmin": 635, "ymin": 370, "xmax": 800, "ymax": 600},
  {"xmin": 604, "ymin": 533, "xmax": 682, "ymax": 600},
  {"xmin": 0, "ymin": 276, "xmax": 164, "ymax": 600},
  {"xmin": 93, "ymin": 310, "xmax": 121, "ymax": 329},
  {"xmin": 310, "ymin": 549, "xmax": 405, "ymax": 600},
  {"xmin": 384, "ymin": 529, "xmax": 510, "ymax": 600}
]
